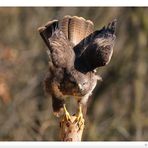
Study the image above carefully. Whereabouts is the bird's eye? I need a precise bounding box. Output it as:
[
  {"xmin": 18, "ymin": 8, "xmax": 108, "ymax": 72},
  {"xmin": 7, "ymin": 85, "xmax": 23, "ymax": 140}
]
[{"xmin": 82, "ymin": 82, "xmax": 87, "ymax": 85}]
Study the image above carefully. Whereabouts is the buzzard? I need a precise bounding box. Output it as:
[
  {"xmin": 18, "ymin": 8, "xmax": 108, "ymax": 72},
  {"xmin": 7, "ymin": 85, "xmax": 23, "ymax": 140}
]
[{"xmin": 38, "ymin": 16, "xmax": 117, "ymax": 120}]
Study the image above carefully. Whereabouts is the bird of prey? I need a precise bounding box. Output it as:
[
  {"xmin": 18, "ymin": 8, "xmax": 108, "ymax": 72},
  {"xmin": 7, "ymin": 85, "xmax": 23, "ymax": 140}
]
[{"xmin": 38, "ymin": 16, "xmax": 117, "ymax": 120}]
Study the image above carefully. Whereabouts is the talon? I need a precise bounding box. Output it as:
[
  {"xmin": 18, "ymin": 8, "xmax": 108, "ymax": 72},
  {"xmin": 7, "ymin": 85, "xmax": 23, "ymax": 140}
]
[
  {"xmin": 63, "ymin": 104, "xmax": 71, "ymax": 121},
  {"xmin": 75, "ymin": 105, "xmax": 84, "ymax": 130}
]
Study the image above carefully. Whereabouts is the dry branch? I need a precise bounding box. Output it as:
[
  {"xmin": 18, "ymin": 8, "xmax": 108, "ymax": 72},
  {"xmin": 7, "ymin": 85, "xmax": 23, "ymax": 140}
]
[{"xmin": 59, "ymin": 114, "xmax": 85, "ymax": 141}]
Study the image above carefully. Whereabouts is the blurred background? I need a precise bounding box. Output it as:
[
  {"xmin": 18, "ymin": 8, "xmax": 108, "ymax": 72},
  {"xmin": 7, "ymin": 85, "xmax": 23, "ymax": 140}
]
[{"xmin": 0, "ymin": 7, "xmax": 148, "ymax": 141}]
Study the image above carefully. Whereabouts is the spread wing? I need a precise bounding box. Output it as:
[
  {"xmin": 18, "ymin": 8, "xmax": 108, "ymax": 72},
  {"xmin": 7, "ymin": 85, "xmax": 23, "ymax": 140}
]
[
  {"xmin": 38, "ymin": 20, "xmax": 75, "ymax": 69},
  {"xmin": 38, "ymin": 17, "xmax": 117, "ymax": 73},
  {"xmin": 75, "ymin": 19, "xmax": 117, "ymax": 72},
  {"xmin": 38, "ymin": 16, "xmax": 95, "ymax": 70}
]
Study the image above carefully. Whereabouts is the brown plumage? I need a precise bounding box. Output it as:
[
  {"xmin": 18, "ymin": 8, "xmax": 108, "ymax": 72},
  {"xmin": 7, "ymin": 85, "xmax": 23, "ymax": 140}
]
[
  {"xmin": 38, "ymin": 16, "xmax": 117, "ymax": 116},
  {"xmin": 59, "ymin": 15, "xmax": 94, "ymax": 46}
]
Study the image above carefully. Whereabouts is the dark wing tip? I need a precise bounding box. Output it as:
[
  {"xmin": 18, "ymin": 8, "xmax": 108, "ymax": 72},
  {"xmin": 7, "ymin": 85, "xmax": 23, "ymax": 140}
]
[{"xmin": 106, "ymin": 19, "xmax": 117, "ymax": 34}]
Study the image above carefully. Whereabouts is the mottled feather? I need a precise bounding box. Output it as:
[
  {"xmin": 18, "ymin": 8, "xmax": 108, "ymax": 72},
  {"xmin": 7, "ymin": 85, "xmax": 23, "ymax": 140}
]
[{"xmin": 38, "ymin": 16, "xmax": 117, "ymax": 116}]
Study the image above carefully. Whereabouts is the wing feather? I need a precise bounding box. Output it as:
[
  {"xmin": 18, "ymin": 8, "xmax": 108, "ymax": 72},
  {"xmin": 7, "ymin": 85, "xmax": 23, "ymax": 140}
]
[
  {"xmin": 49, "ymin": 30, "xmax": 75, "ymax": 68},
  {"xmin": 38, "ymin": 19, "xmax": 75, "ymax": 69},
  {"xmin": 75, "ymin": 19, "xmax": 117, "ymax": 72}
]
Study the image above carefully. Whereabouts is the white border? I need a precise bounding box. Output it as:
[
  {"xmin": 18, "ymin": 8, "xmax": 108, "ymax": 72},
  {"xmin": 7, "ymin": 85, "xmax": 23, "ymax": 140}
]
[
  {"xmin": 0, "ymin": 142, "xmax": 148, "ymax": 148},
  {"xmin": 0, "ymin": 0, "xmax": 147, "ymax": 147},
  {"xmin": 0, "ymin": 0, "xmax": 148, "ymax": 6}
]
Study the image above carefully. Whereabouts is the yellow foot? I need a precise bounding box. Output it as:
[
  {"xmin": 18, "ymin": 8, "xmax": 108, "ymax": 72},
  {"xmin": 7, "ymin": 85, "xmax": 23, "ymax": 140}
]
[
  {"xmin": 63, "ymin": 104, "xmax": 71, "ymax": 121},
  {"xmin": 74, "ymin": 105, "xmax": 84, "ymax": 130}
]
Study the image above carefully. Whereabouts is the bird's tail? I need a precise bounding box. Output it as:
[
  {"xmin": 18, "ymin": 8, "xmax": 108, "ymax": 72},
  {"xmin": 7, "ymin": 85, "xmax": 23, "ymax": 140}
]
[
  {"xmin": 38, "ymin": 15, "xmax": 94, "ymax": 51},
  {"xmin": 59, "ymin": 15, "xmax": 94, "ymax": 46}
]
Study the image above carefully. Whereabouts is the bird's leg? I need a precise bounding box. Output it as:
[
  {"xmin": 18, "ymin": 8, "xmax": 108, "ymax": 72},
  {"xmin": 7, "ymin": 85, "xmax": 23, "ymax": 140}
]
[
  {"xmin": 75, "ymin": 104, "xmax": 84, "ymax": 130},
  {"xmin": 63, "ymin": 104, "xmax": 71, "ymax": 121}
]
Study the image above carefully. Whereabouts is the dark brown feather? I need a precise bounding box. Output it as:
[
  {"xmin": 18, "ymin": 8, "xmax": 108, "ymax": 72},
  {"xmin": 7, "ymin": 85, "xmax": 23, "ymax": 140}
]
[
  {"xmin": 38, "ymin": 16, "xmax": 117, "ymax": 116},
  {"xmin": 75, "ymin": 19, "xmax": 117, "ymax": 72}
]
